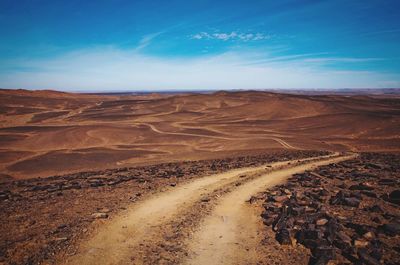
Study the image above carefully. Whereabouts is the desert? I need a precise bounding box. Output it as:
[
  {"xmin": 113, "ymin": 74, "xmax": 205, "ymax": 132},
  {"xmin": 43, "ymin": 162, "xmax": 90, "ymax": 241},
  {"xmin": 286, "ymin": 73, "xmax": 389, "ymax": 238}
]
[
  {"xmin": 1, "ymin": 89, "xmax": 399, "ymax": 180},
  {"xmin": 0, "ymin": 89, "xmax": 400, "ymax": 264}
]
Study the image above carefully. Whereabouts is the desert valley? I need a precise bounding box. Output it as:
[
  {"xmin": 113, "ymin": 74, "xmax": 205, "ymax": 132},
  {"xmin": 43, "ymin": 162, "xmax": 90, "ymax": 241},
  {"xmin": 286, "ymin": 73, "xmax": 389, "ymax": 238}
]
[
  {"xmin": 1, "ymin": 89, "xmax": 399, "ymax": 179},
  {"xmin": 0, "ymin": 89, "xmax": 399, "ymax": 265}
]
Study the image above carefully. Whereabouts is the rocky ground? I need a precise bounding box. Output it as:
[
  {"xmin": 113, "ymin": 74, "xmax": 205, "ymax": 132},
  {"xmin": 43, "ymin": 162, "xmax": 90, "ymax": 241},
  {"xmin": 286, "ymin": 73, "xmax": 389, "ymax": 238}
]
[
  {"xmin": 0, "ymin": 150, "xmax": 326, "ymax": 265},
  {"xmin": 260, "ymin": 153, "xmax": 400, "ymax": 265}
]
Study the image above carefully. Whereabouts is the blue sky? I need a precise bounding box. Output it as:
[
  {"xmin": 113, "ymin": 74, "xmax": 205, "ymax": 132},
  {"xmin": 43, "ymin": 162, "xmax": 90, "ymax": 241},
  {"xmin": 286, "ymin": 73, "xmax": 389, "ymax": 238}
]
[{"xmin": 0, "ymin": 0, "xmax": 399, "ymax": 91}]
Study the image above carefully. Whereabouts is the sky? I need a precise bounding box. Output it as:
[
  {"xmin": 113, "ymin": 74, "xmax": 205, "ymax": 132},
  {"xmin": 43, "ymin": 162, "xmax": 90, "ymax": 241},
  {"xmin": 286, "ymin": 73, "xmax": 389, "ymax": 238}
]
[{"xmin": 0, "ymin": 0, "xmax": 399, "ymax": 91}]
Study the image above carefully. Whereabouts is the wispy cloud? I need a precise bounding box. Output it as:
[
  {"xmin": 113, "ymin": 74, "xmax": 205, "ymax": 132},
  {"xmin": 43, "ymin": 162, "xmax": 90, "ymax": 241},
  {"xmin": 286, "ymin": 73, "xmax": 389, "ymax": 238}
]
[
  {"xmin": 134, "ymin": 32, "xmax": 163, "ymax": 51},
  {"xmin": 302, "ymin": 57, "xmax": 383, "ymax": 63},
  {"xmin": 0, "ymin": 47, "xmax": 397, "ymax": 91},
  {"xmin": 191, "ymin": 31, "xmax": 273, "ymax": 41},
  {"xmin": 360, "ymin": 29, "xmax": 400, "ymax": 37}
]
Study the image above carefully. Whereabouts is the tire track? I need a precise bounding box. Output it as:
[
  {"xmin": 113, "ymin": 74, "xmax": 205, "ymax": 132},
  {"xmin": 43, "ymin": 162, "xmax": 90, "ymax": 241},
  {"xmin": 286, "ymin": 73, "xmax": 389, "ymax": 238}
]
[
  {"xmin": 183, "ymin": 154, "xmax": 356, "ymax": 265},
  {"xmin": 62, "ymin": 158, "xmax": 319, "ymax": 265}
]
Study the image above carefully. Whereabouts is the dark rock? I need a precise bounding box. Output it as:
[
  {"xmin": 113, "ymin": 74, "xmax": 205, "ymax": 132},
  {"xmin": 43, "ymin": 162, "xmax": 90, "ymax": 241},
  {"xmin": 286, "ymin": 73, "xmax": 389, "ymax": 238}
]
[
  {"xmin": 345, "ymin": 222, "xmax": 371, "ymax": 236},
  {"xmin": 334, "ymin": 232, "xmax": 353, "ymax": 255},
  {"xmin": 330, "ymin": 191, "xmax": 346, "ymax": 205},
  {"xmin": 296, "ymin": 229, "xmax": 322, "ymax": 242},
  {"xmin": 388, "ymin": 190, "xmax": 400, "ymax": 205},
  {"xmin": 304, "ymin": 238, "xmax": 330, "ymax": 250},
  {"xmin": 379, "ymin": 223, "xmax": 400, "ymax": 236},
  {"xmin": 260, "ymin": 211, "xmax": 277, "ymax": 220},
  {"xmin": 350, "ymin": 191, "xmax": 363, "ymax": 199},
  {"xmin": 378, "ymin": 179, "xmax": 396, "ymax": 185},
  {"xmin": 89, "ymin": 181, "xmax": 105, "ymax": 187},
  {"xmin": 369, "ymin": 246, "xmax": 383, "ymax": 261},
  {"xmin": 366, "ymin": 163, "xmax": 382, "ymax": 169},
  {"xmin": 343, "ymin": 197, "xmax": 360, "ymax": 207},
  {"xmin": 263, "ymin": 218, "xmax": 275, "ymax": 226},
  {"xmin": 372, "ymin": 217, "xmax": 381, "ymax": 224},
  {"xmin": 318, "ymin": 189, "xmax": 330, "ymax": 196},
  {"xmin": 276, "ymin": 229, "xmax": 291, "ymax": 245},
  {"xmin": 289, "ymin": 206, "xmax": 306, "ymax": 216},
  {"xmin": 309, "ymin": 246, "xmax": 336, "ymax": 265},
  {"xmin": 361, "ymin": 191, "xmax": 377, "ymax": 198},
  {"xmin": 349, "ymin": 183, "xmax": 374, "ymax": 191},
  {"xmin": 358, "ymin": 249, "xmax": 380, "ymax": 265},
  {"xmin": 365, "ymin": 205, "xmax": 383, "ymax": 213}
]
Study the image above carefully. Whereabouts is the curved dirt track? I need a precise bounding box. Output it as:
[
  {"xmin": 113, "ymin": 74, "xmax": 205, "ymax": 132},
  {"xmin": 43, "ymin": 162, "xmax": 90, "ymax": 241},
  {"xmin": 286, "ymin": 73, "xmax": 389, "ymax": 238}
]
[
  {"xmin": 184, "ymin": 154, "xmax": 355, "ymax": 265},
  {"xmin": 62, "ymin": 153, "xmax": 355, "ymax": 265},
  {"xmin": 140, "ymin": 122, "xmax": 297, "ymax": 149}
]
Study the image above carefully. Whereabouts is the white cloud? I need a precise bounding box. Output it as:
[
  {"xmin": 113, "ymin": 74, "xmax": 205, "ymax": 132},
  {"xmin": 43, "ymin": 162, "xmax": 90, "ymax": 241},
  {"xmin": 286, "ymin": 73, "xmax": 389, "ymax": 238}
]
[
  {"xmin": 191, "ymin": 31, "xmax": 272, "ymax": 41},
  {"xmin": 0, "ymin": 47, "xmax": 398, "ymax": 91},
  {"xmin": 302, "ymin": 57, "xmax": 383, "ymax": 63},
  {"xmin": 134, "ymin": 32, "xmax": 163, "ymax": 51}
]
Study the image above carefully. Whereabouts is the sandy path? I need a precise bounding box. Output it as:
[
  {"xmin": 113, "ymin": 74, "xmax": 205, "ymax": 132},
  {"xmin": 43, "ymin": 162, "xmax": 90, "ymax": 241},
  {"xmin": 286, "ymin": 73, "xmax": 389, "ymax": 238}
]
[
  {"xmin": 184, "ymin": 154, "xmax": 355, "ymax": 265},
  {"xmin": 62, "ymin": 159, "xmax": 306, "ymax": 265},
  {"xmin": 61, "ymin": 153, "xmax": 349, "ymax": 265}
]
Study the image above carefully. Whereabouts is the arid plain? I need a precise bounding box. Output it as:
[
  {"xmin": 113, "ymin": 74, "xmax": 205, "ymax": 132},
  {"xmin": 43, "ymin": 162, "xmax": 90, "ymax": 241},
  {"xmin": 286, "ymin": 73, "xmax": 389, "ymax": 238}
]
[
  {"xmin": 1, "ymin": 89, "xmax": 399, "ymax": 180},
  {"xmin": 1, "ymin": 89, "xmax": 400, "ymax": 265}
]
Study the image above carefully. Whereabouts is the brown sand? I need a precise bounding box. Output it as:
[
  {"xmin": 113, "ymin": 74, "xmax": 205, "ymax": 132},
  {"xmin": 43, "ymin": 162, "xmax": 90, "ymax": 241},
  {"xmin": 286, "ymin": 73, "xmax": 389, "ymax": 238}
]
[{"xmin": 1, "ymin": 89, "xmax": 399, "ymax": 179}]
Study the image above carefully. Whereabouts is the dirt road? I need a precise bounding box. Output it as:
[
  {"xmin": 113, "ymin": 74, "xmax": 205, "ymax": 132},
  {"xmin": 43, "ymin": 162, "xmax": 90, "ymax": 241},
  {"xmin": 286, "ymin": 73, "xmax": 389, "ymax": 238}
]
[
  {"xmin": 62, "ymin": 153, "xmax": 355, "ymax": 265},
  {"xmin": 184, "ymin": 154, "xmax": 355, "ymax": 265},
  {"xmin": 141, "ymin": 122, "xmax": 297, "ymax": 149}
]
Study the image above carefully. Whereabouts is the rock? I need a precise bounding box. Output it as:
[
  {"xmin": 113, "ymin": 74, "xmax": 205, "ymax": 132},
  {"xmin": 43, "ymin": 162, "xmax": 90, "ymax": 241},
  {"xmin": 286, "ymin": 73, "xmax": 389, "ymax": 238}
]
[
  {"xmin": 271, "ymin": 195, "xmax": 289, "ymax": 203},
  {"xmin": 294, "ymin": 218, "xmax": 306, "ymax": 226},
  {"xmin": 316, "ymin": 218, "xmax": 329, "ymax": 226},
  {"xmin": 361, "ymin": 191, "xmax": 377, "ymax": 198},
  {"xmin": 345, "ymin": 222, "xmax": 370, "ymax": 236},
  {"xmin": 330, "ymin": 191, "xmax": 346, "ymax": 205},
  {"xmin": 354, "ymin": 239, "xmax": 369, "ymax": 248},
  {"xmin": 365, "ymin": 205, "xmax": 383, "ymax": 213},
  {"xmin": 358, "ymin": 249, "xmax": 380, "ymax": 265},
  {"xmin": 98, "ymin": 208, "xmax": 111, "ymax": 213},
  {"xmin": 290, "ymin": 206, "xmax": 306, "ymax": 216},
  {"xmin": 388, "ymin": 190, "xmax": 400, "ymax": 205},
  {"xmin": 57, "ymin": 224, "xmax": 67, "ymax": 230},
  {"xmin": 283, "ymin": 189, "xmax": 292, "ymax": 195},
  {"xmin": 363, "ymin": 231, "xmax": 375, "ymax": 240},
  {"xmin": 366, "ymin": 163, "xmax": 382, "ymax": 169},
  {"xmin": 334, "ymin": 231, "xmax": 352, "ymax": 254},
  {"xmin": 336, "ymin": 231, "xmax": 352, "ymax": 244},
  {"xmin": 170, "ymin": 183, "xmax": 176, "ymax": 187},
  {"xmin": 263, "ymin": 218, "xmax": 275, "ymax": 226},
  {"xmin": 89, "ymin": 181, "xmax": 104, "ymax": 187},
  {"xmin": 380, "ymin": 223, "xmax": 400, "ymax": 236},
  {"xmin": 343, "ymin": 197, "xmax": 360, "ymax": 208},
  {"xmin": 53, "ymin": 237, "xmax": 68, "ymax": 242},
  {"xmin": 349, "ymin": 184, "xmax": 373, "ymax": 191},
  {"xmin": 372, "ymin": 217, "xmax": 381, "ymax": 224},
  {"xmin": 297, "ymin": 200, "xmax": 310, "ymax": 206},
  {"xmin": 91, "ymin": 212, "xmax": 108, "ymax": 219},
  {"xmin": 276, "ymin": 229, "xmax": 291, "ymax": 245},
  {"xmin": 296, "ymin": 229, "xmax": 322, "ymax": 242},
  {"xmin": 201, "ymin": 197, "xmax": 210, "ymax": 203},
  {"xmin": 378, "ymin": 179, "xmax": 396, "ymax": 185},
  {"xmin": 311, "ymin": 246, "xmax": 336, "ymax": 265}
]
